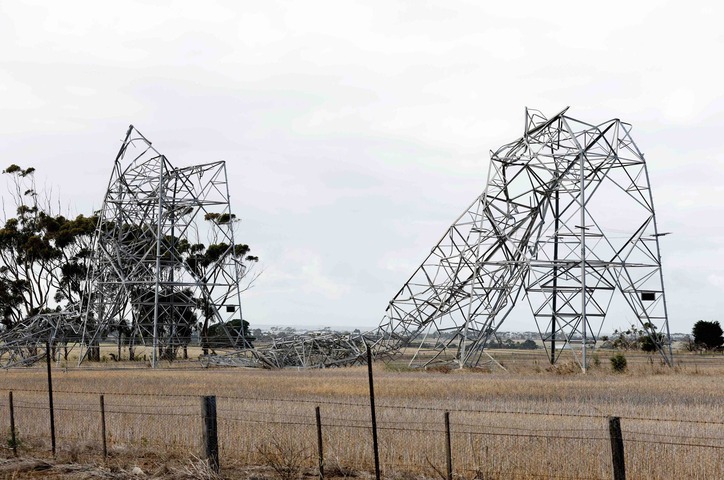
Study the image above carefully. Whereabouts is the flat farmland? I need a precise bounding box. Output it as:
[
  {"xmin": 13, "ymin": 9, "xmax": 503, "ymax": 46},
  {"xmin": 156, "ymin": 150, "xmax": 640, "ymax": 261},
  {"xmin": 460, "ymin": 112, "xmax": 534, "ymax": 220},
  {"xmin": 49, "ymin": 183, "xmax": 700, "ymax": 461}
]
[{"xmin": 0, "ymin": 350, "xmax": 722, "ymax": 479}]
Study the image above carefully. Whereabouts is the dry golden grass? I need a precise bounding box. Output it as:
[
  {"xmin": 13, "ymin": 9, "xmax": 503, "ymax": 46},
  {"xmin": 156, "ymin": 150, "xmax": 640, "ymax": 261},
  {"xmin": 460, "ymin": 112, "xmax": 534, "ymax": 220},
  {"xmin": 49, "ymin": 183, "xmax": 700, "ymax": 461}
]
[{"xmin": 0, "ymin": 348, "xmax": 722, "ymax": 479}]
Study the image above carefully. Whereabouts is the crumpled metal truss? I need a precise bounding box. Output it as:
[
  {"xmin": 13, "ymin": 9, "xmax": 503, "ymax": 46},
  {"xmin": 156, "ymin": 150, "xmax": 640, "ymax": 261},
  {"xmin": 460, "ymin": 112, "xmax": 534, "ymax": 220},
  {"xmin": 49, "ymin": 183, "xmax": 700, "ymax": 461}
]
[
  {"xmin": 0, "ymin": 126, "xmax": 254, "ymax": 367},
  {"xmin": 0, "ymin": 312, "xmax": 82, "ymax": 367},
  {"xmin": 78, "ymin": 126, "xmax": 251, "ymax": 365},
  {"xmin": 255, "ymin": 332, "xmax": 370, "ymax": 368},
  {"xmin": 182, "ymin": 332, "xmax": 371, "ymax": 368},
  {"xmin": 372, "ymin": 107, "xmax": 672, "ymax": 369}
]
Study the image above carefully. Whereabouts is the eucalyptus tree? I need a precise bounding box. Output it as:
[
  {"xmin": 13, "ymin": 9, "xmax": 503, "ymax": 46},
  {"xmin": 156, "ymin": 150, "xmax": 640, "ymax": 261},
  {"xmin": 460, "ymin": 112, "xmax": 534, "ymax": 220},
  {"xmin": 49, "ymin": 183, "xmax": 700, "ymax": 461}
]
[{"xmin": 0, "ymin": 165, "xmax": 96, "ymax": 348}]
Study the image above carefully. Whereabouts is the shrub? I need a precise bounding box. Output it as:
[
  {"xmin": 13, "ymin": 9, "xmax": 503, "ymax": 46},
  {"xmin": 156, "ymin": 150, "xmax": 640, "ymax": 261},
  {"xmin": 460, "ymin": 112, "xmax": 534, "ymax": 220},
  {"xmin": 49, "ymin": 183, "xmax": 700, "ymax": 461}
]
[
  {"xmin": 610, "ymin": 353, "xmax": 627, "ymax": 373},
  {"xmin": 257, "ymin": 434, "xmax": 309, "ymax": 480},
  {"xmin": 6, "ymin": 427, "xmax": 21, "ymax": 450}
]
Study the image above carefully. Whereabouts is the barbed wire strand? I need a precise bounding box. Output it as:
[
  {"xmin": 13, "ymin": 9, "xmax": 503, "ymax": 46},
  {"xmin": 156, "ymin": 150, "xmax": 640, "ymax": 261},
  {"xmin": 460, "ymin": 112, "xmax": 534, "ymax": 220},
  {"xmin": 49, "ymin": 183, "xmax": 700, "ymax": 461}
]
[{"xmin": 2, "ymin": 387, "xmax": 723, "ymax": 426}]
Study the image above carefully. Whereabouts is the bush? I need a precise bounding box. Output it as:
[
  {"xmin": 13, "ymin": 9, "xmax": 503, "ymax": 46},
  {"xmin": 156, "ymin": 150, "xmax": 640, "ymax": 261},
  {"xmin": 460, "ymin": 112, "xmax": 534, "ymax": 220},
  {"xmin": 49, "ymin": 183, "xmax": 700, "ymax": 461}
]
[
  {"xmin": 610, "ymin": 353, "xmax": 627, "ymax": 373},
  {"xmin": 591, "ymin": 353, "xmax": 601, "ymax": 367},
  {"xmin": 257, "ymin": 434, "xmax": 309, "ymax": 480},
  {"xmin": 640, "ymin": 333, "xmax": 664, "ymax": 353},
  {"xmin": 6, "ymin": 427, "xmax": 21, "ymax": 450}
]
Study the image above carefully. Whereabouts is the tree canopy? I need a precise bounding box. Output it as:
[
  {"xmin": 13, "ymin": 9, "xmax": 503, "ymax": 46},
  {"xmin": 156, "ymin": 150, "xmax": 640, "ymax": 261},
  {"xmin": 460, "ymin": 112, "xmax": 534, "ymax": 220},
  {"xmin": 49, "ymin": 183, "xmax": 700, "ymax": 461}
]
[
  {"xmin": 0, "ymin": 165, "xmax": 96, "ymax": 329},
  {"xmin": 692, "ymin": 320, "xmax": 724, "ymax": 351}
]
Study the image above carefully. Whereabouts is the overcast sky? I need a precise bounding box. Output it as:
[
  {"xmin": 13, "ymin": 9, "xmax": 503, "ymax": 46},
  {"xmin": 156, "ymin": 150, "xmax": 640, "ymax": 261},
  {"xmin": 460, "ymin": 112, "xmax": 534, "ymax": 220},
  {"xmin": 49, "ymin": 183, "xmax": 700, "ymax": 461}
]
[{"xmin": 2, "ymin": 1, "xmax": 722, "ymax": 334}]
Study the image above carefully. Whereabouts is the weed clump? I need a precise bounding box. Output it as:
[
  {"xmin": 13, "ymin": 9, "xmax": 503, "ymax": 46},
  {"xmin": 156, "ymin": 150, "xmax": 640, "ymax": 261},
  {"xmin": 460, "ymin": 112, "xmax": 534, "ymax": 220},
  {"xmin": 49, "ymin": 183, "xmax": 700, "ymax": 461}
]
[
  {"xmin": 6, "ymin": 427, "xmax": 21, "ymax": 451},
  {"xmin": 610, "ymin": 353, "xmax": 627, "ymax": 373},
  {"xmin": 257, "ymin": 434, "xmax": 309, "ymax": 480}
]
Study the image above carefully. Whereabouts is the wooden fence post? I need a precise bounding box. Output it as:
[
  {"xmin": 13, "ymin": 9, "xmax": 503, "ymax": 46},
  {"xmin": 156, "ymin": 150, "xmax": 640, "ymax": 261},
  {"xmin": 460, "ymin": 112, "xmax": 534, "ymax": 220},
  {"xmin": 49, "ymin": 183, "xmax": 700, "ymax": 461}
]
[
  {"xmin": 9, "ymin": 391, "xmax": 17, "ymax": 457},
  {"xmin": 444, "ymin": 411, "xmax": 452, "ymax": 480},
  {"xmin": 608, "ymin": 416, "xmax": 626, "ymax": 480},
  {"xmin": 316, "ymin": 405, "xmax": 324, "ymax": 480},
  {"xmin": 201, "ymin": 395, "xmax": 219, "ymax": 473},
  {"xmin": 45, "ymin": 341, "xmax": 56, "ymax": 456},
  {"xmin": 100, "ymin": 394, "xmax": 108, "ymax": 460},
  {"xmin": 366, "ymin": 342, "xmax": 381, "ymax": 480}
]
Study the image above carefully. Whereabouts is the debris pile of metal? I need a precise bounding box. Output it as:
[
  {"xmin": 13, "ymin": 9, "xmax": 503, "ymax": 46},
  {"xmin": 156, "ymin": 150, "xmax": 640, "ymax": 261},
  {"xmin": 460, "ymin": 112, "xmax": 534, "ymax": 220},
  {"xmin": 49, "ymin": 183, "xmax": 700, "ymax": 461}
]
[{"xmin": 0, "ymin": 311, "xmax": 81, "ymax": 367}]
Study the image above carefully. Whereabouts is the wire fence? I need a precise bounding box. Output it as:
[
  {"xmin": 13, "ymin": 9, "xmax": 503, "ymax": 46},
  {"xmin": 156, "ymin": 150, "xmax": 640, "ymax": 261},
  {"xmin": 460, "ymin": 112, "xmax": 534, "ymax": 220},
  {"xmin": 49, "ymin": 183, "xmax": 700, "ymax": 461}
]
[{"xmin": 0, "ymin": 386, "xmax": 722, "ymax": 479}]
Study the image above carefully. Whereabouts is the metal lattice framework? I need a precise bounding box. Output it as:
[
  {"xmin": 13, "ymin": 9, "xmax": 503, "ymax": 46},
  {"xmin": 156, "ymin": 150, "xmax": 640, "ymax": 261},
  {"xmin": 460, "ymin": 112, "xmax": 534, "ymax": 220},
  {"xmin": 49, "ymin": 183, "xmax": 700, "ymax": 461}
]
[
  {"xmin": 373, "ymin": 108, "xmax": 672, "ymax": 370},
  {"xmin": 256, "ymin": 332, "xmax": 369, "ymax": 368},
  {"xmin": 0, "ymin": 126, "xmax": 256, "ymax": 368},
  {"xmin": 0, "ymin": 312, "xmax": 82, "ymax": 367},
  {"xmin": 77, "ymin": 126, "xmax": 253, "ymax": 366}
]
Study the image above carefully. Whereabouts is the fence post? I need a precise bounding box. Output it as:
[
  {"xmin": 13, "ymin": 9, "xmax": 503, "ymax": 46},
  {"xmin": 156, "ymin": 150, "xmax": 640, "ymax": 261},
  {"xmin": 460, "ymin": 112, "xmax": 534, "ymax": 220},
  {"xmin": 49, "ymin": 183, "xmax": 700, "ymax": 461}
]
[
  {"xmin": 45, "ymin": 341, "xmax": 56, "ymax": 456},
  {"xmin": 366, "ymin": 342, "xmax": 381, "ymax": 480},
  {"xmin": 316, "ymin": 405, "xmax": 324, "ymax": 480},
  {"xmin": 100, "ymin": 394, "xmax": 108, "ymax": 460},
  {"xmin": 9, "ymin": 391, "xmax": 17, "ymax": 456},
  {"xmin": 201, "ymin": 395, "xmax": 219, "ymax": 473},
  {"xmin": 444, "ymin": 411, "xmax": 452, "ymax": 480},
  {"xmin": 608, "ymin": 416, "xmax": 626, "ymax": 480}
]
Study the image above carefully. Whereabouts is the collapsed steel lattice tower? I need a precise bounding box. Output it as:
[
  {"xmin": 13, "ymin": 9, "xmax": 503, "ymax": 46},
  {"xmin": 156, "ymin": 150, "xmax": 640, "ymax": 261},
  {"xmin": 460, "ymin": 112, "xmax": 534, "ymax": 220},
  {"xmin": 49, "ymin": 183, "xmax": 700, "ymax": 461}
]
[
  {"xmin": 375, "ymin": 108, "xmax": 672, "ymax": 370},
  {"xmin": 79, "ymin": 126, "xmax": 251, "ymax": 366}
]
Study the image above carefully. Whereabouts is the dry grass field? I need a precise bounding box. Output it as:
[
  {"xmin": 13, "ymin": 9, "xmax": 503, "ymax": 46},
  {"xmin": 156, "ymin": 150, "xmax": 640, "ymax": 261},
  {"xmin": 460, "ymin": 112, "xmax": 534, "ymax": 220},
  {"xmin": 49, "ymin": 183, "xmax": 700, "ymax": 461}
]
[{"xmin": 0, "ymin": 348, "xmax": 722, "ymax": 479}]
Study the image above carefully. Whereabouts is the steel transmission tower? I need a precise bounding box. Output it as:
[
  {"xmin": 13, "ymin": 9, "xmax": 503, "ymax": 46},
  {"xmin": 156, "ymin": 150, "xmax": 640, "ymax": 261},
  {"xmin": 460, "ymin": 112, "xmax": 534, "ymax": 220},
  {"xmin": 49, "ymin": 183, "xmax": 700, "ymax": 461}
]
[
  {"xmin": 375, "ymin": 108, "xmax": 672, "ymax": 370},
  {"xmin": 78, "ymin": 126, "xmax": 253, "ymax": 366}
]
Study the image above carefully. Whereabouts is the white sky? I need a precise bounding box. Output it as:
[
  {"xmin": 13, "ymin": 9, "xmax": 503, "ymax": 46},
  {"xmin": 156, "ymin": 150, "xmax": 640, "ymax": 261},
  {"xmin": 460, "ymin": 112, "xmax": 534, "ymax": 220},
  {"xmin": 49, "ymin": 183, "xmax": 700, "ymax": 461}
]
[{"xmin": 1, "ymin": 0, "xmax": 722, "ymax": 334}]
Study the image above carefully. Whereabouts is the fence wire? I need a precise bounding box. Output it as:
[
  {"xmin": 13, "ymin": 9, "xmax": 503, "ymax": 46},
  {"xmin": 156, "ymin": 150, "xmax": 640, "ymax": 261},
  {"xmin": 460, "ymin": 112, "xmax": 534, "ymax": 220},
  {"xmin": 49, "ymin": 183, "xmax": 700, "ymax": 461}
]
[{"xmin": 0, "ymin": 387, "xmax": 722, "ymax": 480}]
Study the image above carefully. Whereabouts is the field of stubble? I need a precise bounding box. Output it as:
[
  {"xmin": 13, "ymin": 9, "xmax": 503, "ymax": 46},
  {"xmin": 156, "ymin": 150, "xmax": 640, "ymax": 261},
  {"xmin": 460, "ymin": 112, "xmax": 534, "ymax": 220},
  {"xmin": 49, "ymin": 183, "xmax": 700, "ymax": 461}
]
[{"xmin": 0, "ymin": 349, "xmax": 722, "ymax": 479}]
